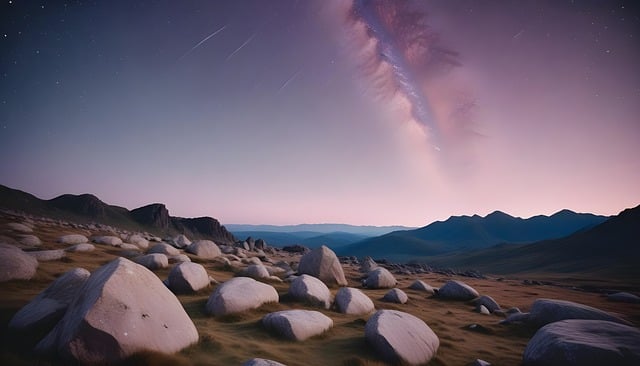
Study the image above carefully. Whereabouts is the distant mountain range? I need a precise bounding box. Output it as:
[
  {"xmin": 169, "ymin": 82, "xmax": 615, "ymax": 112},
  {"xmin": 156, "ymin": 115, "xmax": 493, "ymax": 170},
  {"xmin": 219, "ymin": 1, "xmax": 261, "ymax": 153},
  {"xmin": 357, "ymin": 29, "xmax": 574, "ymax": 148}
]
[
  {"xmin": 0, "ymin": 184, "xmax": 235, "ymax": 244},
  {"xmin": 424, "ymin": 204, "xmax": 640, "ymax": 278},
  {"xmin": 225, "ymin": 224, "xmax": 415, "ymax": 236},
  {"xmin": 336, "ymin": 210, "xmax": 609, "ymax": 260}
]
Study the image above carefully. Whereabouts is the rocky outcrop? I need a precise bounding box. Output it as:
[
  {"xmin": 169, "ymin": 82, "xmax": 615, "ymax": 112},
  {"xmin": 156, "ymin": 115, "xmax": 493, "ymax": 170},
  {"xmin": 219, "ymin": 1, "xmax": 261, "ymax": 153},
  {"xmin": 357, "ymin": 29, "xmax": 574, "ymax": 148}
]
[
  {"xmin": 262, "ymin": 310, "xmax": 333, "ymax": 341},
  {"xmin": 36, "ymin": 258, "xmax": 198, "ymax": 364},
  {"xmin": 335, "ymin": 287, "xmax": 375, "ymax": 315},
  {"xmin": 365, "ymin": 310, "xmax": 439, "ymax": 365},
  {"xmin": 288, "ymin": 274, "xmax": 332, "ymax": 309},
  {"xmin": 206, "ymin": 277, "xmax": 279, "ymax": 316},
  {"xmin": 297, "ymin": 245, "xmax": 347, "ymax": 286},
  {"xmin": 171, "ymin": 217, "xmax": 236, "ymax": 245},
  {"xmin": 131, "ymin": 203, "xmax": 170, "ymax": 229},
  {"xmin": 523, "ymin": 319, "xmax": 640, "ymax": 365}
]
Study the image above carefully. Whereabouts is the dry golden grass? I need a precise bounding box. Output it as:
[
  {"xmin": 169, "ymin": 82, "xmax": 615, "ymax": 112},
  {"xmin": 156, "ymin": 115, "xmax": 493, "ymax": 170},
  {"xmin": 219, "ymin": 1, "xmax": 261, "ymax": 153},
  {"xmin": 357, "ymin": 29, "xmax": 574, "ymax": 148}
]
[{"xmin": 1, "ymin": 213, "xmax": 639, "ymax": 366}]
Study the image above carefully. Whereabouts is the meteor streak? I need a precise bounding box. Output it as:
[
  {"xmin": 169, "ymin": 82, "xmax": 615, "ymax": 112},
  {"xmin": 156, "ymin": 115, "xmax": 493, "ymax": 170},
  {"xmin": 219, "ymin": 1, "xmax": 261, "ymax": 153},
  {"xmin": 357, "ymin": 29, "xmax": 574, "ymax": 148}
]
[
  {"xmin": 178, "ymin": 25, "xmax": 227, "ymax": 61},
  {"xmin": 226, "ymin": 32, "xmax": 258, "ymax": 61}
]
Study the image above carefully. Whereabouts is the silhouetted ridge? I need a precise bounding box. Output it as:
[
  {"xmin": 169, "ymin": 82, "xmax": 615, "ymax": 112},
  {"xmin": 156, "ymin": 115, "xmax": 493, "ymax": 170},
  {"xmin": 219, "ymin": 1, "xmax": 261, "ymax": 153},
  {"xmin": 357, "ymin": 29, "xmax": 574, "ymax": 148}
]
[{"xmin": 131, "ymin": 204, "xmax": 170, "ymax": 229}]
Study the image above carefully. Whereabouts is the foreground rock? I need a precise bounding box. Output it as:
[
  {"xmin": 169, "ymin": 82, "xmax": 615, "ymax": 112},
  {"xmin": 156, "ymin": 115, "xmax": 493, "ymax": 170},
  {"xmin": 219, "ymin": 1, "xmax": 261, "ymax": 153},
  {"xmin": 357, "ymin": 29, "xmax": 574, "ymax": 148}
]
[
  {"xmin": 523, "ymin": 319, "xmax": 640, "ymax": 365},
  {"xmin": 167, "ymin": 262, "xmax": 210, "ymax": 293},
  {"xmin": 206, "ymin": 277, "xmax": 279, "ymax": 316},
  {"xmin": 335, "ymin": 287, "xmax": 375, "ymax": 315},
  {"xmin": 297, "ymin": 245, "xmax": 347, "ymax": 286},
  {"xmin": 36, "ymin": 258, "xmax": 198, "ymax": 364},
  {"xmin": 288, "ymin": 274, "xmax": 331, "ymax": 309},
  {"xmin": 9, "ymin": 268, "xmax": 90, "ymax": 333},
  {"xmin": 383, "ymin": 288, "xmax": 408, "ymax": 304},
  {"xmin": 185, "ymin": 240, "xmax": 221, "ymax": 259},
  {"xmin": 363, "ymin": 267, "xmax": 397, "ymax": 289},
  {"xmin": 529, "ymin": 298, "xmax": 631, "ymax": 327},
  {"xmin": 0, "ymin": 244, "xmax": 38, "ymax": 282},
  {"xmin": 437, "ymin": 280, "xmax": 479, "ymax": 301},
  {"xmin": 365, "ymin": 310, "xmax": 439, "ymax": 365},
  {"xmin": 262, "ymin": 310, "xmax": 333, "ymax": 341}
]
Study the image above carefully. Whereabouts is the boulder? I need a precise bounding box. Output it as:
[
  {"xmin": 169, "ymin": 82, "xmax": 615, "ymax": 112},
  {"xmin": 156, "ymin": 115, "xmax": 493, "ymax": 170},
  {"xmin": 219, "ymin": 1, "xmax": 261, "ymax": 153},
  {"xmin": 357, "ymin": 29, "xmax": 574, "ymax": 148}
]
[
  {"xmin": 185, "ymin": 240, "xmax": 221, "ymax": 259},
  {"xmin": 127, "ymin": 234, "xmax": 149, "ymax": 249},
  {"xmin": 288, "ymin": 274, "xmax": 331, "ymax": 309},
  {"xmin": 169, "ymin": 234, "xmax": 191, "ymax": 249},
  {"xmin": 19, "ymin": 235, "xmax": 42, "ymax": 248},
  {"xmin": 9, "ymin": 268, "xmax": 90, "ymax": 333},
  {"xmin": 437, "ymin": 280, "xmax": 479, "ymax": 301},
  {"xmin": 363, "ymin": 267, "xmax": 397, "ymax": 289},
  {"xmin": 408, "ymin": 280, "xmax": 434, "ymax": 294},
  {"xmin": 297, "ymin": 245, "xmax": 347, "ymax": 286},
  {"xmin": 28, "ymin": 249, "xmax": 66, "ymax": 261},
  {"xmin": 243, "ymin": 264, "xmax": 271, "ymax": 279},
  {"xmin": 119, "ymin": 243, "xmax": 141, "ymax": 251},
  {"xmin": 243, "ymin": 257, "xmax": 262, "ymax": 265},
  {"xmin": 477, "ymin": 305, "xmax": 491, "ymax": 315},
  {"xmin": 169, "ymin": 254, "xmax": 191, "ymax": 263},
  {"xmin": 262, "ymin": 310, "xmax": 333, "ymax": 341},
  {"xmin": 167, "ymin": 262, "xmax": 210, "ymax": 293},
  {"xmin": 243, "ymin": 358, "xmax": 287, "ymax": 366},
  {"xmin": 65, "ymin": 243, "xmax": 95, "ymax": 252},
  {"xmin": 473, "ymin": 295, "xmax": 501, "ymax": 313},
  {"xmin": 133, "ymin": 253, "xmax": 169, "ymax": 270},
  {"xmin": 383, "ymin": 288, "xmax": 408, "ymax": 304},
  {"xmin": 607, "ymin": 292, "xmax": 640, "ymax": 303},
  {"xmin": 254, "ymin": 239, "xmax": 267, "ymax": 250},
  {"xmin": 335, "ymin": 287, "xmax": 375, "ymax": 315},
  {"xmin": 523, "ymin": 319, "xmax": 640, "ymax": 365},
  {"xmin": 360, "ymin": 256, "xmax": 378, "ymax": 273},
  {"xmin": 7, "ymin": 222, "xmax": 33, "ymax": 233},
  {"xmin": 471, "ymin": 360, "xmax": 491, "ymax": 366},
  {"xmin": 36, "ymin": 258, "xmax": 198, "ymax": 363},
  {"xmin": 57, "ymin": 234, "xmax": 89, "ymax": 245},
  {"xmin": 0, "ymin": 244, "xmax": 38, "ymax": 282},
  {"xmin": 92, "ymin": 236, "xmax": 123, "ymax": 246},
  {"xmin": 147, "ymin": 243, "xmax": 180, "ymax": 256},
  {"xmin": 365, "ymin": 310, "xmax": 439, "ymax": 365},
  {"xmin": 529, "ymin": 298, "xmax": 631, "ymax": 327},
  {"xmin": 206, "ymin": 277, "xmax": 279, "ymax": 316}
]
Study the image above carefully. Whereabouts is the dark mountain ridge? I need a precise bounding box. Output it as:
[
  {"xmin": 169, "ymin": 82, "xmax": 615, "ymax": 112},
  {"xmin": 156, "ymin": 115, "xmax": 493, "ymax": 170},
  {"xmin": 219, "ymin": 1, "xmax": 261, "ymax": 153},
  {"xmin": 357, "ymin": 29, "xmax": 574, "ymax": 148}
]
[{"xmin": 0, "ymin": 184, "xmax": 235, "ymax": 244}]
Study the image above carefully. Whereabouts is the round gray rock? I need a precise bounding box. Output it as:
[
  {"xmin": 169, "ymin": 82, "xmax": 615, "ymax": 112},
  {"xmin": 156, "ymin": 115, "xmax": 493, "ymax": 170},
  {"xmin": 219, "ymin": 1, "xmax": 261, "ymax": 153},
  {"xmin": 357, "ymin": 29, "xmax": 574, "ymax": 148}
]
[
  {"xmin": 0, "ymin": 244, "xmax": 38, "ymax": 282},
  {"xmin": 9, "ymin": 268, "xmax": 90, "ymax": 333},
  {"xmin": 206, "ymin": 277, "xmax": 279, "ymax": 316},
  {"xmin": 19, "ymin": 235, "xmax": 42, "ymax": 248},
  {"xmin": 127, "ymin": 234, "xmax": 149, "ymax": 249},
  {"xmin": 133, "ymin": 253, "xmax": 169, "ymax": 270},
  {"xmin": 243, "ymin": 264, "xmax": 271, "ymax": 279},
  {"xmin": 65, "ymin": 243, "xmax": 95, "ymax": 252},
  {"xmin": 57, "ymin": 234, "xmax": 88, "ymax": 245},
  {"xmin": 365, "ymin": 309, "xmax": 439, "ymax": 365},
  {"xmin": 363, "ymin": 267, "xmax": 397, "ymax": 289},
  {"xmin": 437, "ymin": 280, "xmax": 479, "ymax": 301},
  {"xmin": 262, "ymin": 310, "xmax": 333, "ymax": 341},
  {"xmin": 243, "ymin": 358, "xmax": 287, "ymax": 366},
  {"xmin": 335, "ymin": 287, "xmax": 375, "ymax": 315},
  {"xmin": 92, "ymin": 236, "xmax": 123, "ymax": 246},
  {"xmin": 383, "ymin": 288, "xmax": 408, "ymax": 304},
  {"xmin": 408, "ymin": 280, "xmax": 434, "ymax": 294},
  {"xmin": 297, "ymin": 245, "xmax": 347, "ymax": 286},
  {"xmin": 35, "ymin": 257, "xmax": 198, "ymax": 364},
  {"xmin": 360, "ymin": 256, "xmax": 378, "ymax": 273},
  {"xmin": 28, "ymin": 249, "xmax": 66, "ymax": 262},
  {"xmin": 473, "ymin": 295, "xmax": 501, "ymax": 313},
  {"xmin": 288, "ymin": 274, "xmax": 331, "ymax": 309},
  {"xmin": 523, "ymin": 319, "xmax": 640, "ymax": 365},
  {"xmin": 529, "ymin": 298, "xmax": 631, "ymax": 327},
  {"xmin": 185, "ymin": 240, "xmax": 221, "ymax": 259},
  {"xmin": 167, "ymin": 262, "xmax": 210, "ymax": 293},
  {"xmin": 148, "ymin": 243, "xmax": 180, "ymax": 256},
  {"xmin": 6, "ymin": 222, "xmax": 33, "ymax": 233},
  {"xmin": 607, "ymin": 292, "xmax": 640, "ymax": 303}
]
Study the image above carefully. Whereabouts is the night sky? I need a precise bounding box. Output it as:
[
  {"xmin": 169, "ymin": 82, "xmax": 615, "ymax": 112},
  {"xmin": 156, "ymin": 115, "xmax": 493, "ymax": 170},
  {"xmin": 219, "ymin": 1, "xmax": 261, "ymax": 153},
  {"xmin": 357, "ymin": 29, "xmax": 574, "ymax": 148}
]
[{"xmin": 1, "ymin": 1, "xmax": 639, "ymax": 226}]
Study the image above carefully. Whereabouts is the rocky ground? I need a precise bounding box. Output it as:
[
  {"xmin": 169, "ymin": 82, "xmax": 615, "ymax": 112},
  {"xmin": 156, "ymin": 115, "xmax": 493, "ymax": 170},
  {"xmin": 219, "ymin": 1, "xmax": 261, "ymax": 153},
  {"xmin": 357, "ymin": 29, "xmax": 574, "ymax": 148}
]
[{"xmin": 1, "ymin": 209, "xmax": 639, "ymax": 365}]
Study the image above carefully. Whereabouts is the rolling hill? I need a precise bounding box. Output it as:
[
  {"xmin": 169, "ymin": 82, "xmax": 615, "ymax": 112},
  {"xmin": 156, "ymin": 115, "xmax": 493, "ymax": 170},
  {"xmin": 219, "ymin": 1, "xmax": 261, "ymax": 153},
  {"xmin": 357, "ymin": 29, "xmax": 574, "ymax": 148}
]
[{"xmin": 337, "ymin": 210, "xmax": 609, "ymax": 260}]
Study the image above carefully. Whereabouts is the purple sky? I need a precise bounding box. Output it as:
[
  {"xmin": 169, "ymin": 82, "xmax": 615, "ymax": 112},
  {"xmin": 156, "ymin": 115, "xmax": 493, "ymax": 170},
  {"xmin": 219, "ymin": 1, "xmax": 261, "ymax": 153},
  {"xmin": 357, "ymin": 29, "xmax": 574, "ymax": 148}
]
[{"xmin": 1, "ymin": 1, "xmax": 639, "ymax": 226}]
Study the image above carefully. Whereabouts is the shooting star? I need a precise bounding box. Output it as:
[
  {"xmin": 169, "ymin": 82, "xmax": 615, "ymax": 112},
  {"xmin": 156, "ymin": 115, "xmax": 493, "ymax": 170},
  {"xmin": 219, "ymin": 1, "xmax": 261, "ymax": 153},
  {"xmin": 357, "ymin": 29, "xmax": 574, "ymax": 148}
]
[
  {"xmin": 277, "ymin": 69, "xmax": 301, "ymax": 94},
  {"xmin": 179, "ymin": 25, "xmax": 227, "ymax": 61},
  {"xmin": 226, "ymin": 32, "xmax": 257, "ymax": 61},
  {"xmin": 512, "ymin": 29, "xmax": 524, "ymax": 39}
]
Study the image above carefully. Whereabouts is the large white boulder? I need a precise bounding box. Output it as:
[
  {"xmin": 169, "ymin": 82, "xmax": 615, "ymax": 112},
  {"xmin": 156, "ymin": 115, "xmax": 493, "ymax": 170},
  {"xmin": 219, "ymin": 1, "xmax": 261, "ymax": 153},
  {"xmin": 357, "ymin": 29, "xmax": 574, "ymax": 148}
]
[
  {"xmin": 437, "ymin": 280, "xmax": 479, "ymax": 300},
  {"xmin": 262, "ymin": 310, "xmax": 333, "ymax": 341},
  {"xmin": 206, "ymin": 277, "xmax": 279, "ymax": 316},
  {"xmin": 0, "ymin": 243, "xmax": 38, "ymax": 282},
  {"xmin": 288, "ymin": 274, "xmax": 331, "ymax": 309},
  {"xmin": 529, "ymin": 298, "xmax": 631, "ymax": 327},
  {"xmin": 243, "ymin": 264, "xmax": 271, "ymax": 279},
  {"xmin": 185, "ymin": 240, "xmax": 221, "ymax": 259},
  {"xmin": 147, "ymin": 243, "xmax": 180, "ymax": 256},
  {"xmin": 57, "ymin": 234, "xmax": 89, "ymax": 245},
  {"xmin": 133, "ymin": 253, "xmax": 169, "ymax": 270},
  {"xmin": 9, "ymin": 268, "xmax": 90, "ymax": 333},
  {"xmin": 523, "ymin": 319, "xmax": 640, "ymax": 365},
  {"xmin": 365, "ymin": 310, "xmax": 439, "ymax": 365},
  {"xmin": 167, "ymin": 262, "xmax": 210, "ymax": 293},
  {"xmin": 335, "ymin": 287, "xmax": 375, "ymax": 315},
  {"xmin": 363, "ymin": 267, "xmax": 397, "ymax": 289},
  {"xmin": 127, "ymin": 234, "xmax": 149, "ymax": 249},
  {"xmin": 297, "ymin": 245, "xmax": 347, "ymax": 286},
  {"xmin": 36, "ymin": 258, "xmax": 198, "ymax": 364}
]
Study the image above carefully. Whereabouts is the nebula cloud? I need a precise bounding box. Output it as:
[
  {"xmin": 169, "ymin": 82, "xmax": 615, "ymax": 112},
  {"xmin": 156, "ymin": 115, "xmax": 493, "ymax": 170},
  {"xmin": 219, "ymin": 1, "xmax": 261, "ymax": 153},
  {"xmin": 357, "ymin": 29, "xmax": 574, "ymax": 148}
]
[{"xmin": 345, "ymin": 0, "xmax": 475, "ymax": 154}]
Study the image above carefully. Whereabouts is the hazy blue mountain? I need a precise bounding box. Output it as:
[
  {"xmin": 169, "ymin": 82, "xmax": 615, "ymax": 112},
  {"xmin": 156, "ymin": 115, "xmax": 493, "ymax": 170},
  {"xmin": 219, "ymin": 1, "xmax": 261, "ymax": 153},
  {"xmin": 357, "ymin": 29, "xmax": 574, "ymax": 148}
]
[
  {"xmin": 337, "ymin": 210, "xmax": 609, "ymax": 260},
  {"xmin": 424, "ymin": 204, "xmax": 640, "ymax": 278},
  {"xmin": 225, "ymin": 223, "xmax": 415, "ymax": 237}
]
